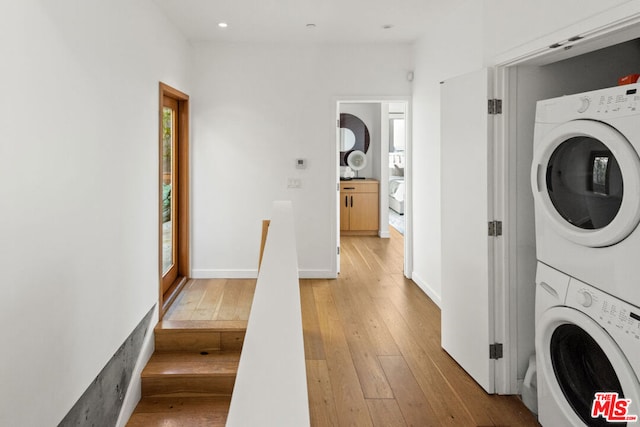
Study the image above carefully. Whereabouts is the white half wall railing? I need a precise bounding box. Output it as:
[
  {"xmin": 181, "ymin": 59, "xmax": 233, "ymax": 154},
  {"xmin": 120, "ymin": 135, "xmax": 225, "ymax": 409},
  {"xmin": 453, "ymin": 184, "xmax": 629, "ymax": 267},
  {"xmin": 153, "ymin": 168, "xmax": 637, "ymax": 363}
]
[{"xmin": 226, "ymin": 201, "xmax": 310, "ymax": 427}]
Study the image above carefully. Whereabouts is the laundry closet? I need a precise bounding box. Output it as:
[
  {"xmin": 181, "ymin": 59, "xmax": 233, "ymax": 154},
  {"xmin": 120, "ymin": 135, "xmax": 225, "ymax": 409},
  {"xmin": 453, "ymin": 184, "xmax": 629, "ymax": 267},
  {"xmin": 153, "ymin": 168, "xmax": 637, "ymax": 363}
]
[
  {"xmin": 509, "ymin": 31, "xmax": 640, "ymax": 384},
  {"xmin": 440, "ymin": 22, "xmax": 640, "ymax": 399}
]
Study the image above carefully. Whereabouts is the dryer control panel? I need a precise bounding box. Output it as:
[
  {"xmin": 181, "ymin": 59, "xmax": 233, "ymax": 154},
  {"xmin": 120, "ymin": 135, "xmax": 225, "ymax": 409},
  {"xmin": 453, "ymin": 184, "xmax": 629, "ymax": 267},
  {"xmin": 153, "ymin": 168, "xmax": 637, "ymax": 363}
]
[
  {"xmin": 536, "ymin": 83, "xmax": 640, "ymax": 122},
  {"xmin": 566, "ymin": 279, "xmax": 640, "ymax": 341},
  {"xmin": 592, "ymin": 86, "xmax": 640, "ymax": 116}
]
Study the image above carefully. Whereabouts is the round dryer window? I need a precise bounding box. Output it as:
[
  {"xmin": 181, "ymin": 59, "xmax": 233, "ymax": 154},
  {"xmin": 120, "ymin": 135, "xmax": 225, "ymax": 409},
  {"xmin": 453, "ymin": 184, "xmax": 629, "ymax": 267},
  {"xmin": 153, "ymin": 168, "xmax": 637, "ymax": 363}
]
[{"xmin": 532, "ymin": 120, "xmax": 640, "ymax": 247}]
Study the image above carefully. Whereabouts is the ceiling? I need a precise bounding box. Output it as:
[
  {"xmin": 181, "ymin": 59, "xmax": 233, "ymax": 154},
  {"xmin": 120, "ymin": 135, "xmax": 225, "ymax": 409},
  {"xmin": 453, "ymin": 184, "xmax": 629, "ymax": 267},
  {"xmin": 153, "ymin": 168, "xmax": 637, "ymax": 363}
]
[{"xmin": 152, "ymin": 0, "xmax": 436, "ymax": 44}]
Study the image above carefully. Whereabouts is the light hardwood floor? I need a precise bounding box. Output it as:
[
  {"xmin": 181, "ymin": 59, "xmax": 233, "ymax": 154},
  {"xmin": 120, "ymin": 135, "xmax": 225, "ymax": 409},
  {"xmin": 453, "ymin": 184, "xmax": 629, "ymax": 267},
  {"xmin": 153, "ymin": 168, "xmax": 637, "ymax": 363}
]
[
  {"xmin": 304, "ymin": 229, "xmax": 539, "ymax": 426},
  {"xmin": 164, "ymin": 278, "xmax": 256, "ymax": 322},
  {"xmin": 164, "ymin": 229, "xmax": 540, "ymax": 426}
]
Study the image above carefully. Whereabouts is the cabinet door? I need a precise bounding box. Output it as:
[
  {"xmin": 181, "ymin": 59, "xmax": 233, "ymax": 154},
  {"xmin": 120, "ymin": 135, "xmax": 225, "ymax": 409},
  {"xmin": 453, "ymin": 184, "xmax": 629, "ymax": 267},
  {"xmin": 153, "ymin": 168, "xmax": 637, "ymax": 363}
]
[
  {"xmin": 349, "ymin": 192, "xmax": 378, "ymax": 230},
  {"xmin": 340, "ymin": 193, "xmax": 351, "ymax": 231}
]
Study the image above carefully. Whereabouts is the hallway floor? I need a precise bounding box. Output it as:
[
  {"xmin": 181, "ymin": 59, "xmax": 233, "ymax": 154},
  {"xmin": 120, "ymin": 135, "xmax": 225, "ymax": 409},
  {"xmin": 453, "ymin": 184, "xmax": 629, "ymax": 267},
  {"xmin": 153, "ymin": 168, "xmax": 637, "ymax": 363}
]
[
  {"xmin": 303, "ymin": 229, "xmax": 539, "ymax": 426},
  {"xmin": 164, "ymin": 229, "xmax": 539, "ymax": 426}
]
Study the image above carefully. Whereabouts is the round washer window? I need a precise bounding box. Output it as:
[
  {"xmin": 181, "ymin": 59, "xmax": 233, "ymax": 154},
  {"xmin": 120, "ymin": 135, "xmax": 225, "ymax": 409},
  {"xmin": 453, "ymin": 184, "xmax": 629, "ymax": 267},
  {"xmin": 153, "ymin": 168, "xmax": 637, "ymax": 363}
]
[
  {"xmin": 551, "ymin": 324, "xmax": 626, "ymax": 427},
  {"xmin": 546, "ymin": 136, "xmax": 623, "ymax": 230}
]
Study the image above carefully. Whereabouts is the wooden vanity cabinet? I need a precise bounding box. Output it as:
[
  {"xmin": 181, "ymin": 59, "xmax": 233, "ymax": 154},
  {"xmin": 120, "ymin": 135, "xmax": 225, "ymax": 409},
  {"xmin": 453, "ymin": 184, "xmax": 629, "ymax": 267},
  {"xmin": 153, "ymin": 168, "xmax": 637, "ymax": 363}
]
[{"xmin": 340, "ymin": 179, "xmax": 379, "ymax": 235}]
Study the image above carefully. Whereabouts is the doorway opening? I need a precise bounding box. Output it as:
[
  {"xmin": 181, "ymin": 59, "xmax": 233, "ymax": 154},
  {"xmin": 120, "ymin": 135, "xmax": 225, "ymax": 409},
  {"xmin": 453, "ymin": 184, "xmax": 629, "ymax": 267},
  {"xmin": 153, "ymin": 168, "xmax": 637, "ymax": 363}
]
[
  {"xmin": 334, "ymin": 98, "xmax": 412, "ymax": 277},
  {"xmin": 159, "ymin": 82, "xmax": 190, "ymax": 316}
]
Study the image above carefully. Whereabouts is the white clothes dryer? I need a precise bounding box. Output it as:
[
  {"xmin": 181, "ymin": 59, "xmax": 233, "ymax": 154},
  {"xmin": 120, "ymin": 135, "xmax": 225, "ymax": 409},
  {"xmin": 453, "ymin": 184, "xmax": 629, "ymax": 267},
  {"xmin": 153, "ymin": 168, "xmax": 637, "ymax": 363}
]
[
  {"xmin": 531, "ymin": 83, "xmax": 640, "ymax": 306},
  {"xmin": 535, "ymin": 262, "xmax": 640, "ymax": 427}
]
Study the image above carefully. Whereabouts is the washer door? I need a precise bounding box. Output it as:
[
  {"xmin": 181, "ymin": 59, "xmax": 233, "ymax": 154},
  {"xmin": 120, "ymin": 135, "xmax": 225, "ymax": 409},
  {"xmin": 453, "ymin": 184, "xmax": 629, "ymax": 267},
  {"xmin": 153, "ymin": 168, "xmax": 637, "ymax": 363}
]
[
  {"xmin": 531, "ymin": 120, "xmax": 640, "ymax": 247},
  {"xmin": 537, "ymin": 306, "xmax": 640, "ymax": 426}
]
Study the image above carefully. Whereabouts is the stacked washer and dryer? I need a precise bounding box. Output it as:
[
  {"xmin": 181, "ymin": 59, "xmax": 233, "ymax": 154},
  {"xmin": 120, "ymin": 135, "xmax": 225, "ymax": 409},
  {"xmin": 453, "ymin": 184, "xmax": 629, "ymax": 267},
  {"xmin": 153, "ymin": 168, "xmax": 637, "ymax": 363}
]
[{"xmin": 531, "ymin": 83, "xmax": 640, "ymax": 426}]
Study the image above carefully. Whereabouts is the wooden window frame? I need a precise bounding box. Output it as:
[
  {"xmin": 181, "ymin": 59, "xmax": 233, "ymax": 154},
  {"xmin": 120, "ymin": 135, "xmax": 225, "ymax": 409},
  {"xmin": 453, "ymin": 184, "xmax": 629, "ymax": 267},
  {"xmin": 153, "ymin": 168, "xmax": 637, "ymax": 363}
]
[{"xmin": 159, "ymin": 82, "xmax": 190, "ymax": 316}]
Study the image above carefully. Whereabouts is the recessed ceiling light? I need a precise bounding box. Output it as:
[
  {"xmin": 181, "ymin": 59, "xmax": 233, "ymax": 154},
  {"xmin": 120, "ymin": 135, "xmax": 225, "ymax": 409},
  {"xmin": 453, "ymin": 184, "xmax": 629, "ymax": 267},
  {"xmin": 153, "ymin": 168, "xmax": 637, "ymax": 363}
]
[
  {"xmin": 382, "ymin": 24, "xmax": 394, "ymax": 30},
  {"xmin": 218, "ymin": 22, "xmax": 228, "ymax": 28}
]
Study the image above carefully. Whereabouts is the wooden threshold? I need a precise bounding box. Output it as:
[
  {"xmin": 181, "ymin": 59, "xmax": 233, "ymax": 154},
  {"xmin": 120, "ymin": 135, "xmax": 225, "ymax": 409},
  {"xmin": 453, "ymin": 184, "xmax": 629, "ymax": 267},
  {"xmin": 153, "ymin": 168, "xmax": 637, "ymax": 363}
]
[{"xmin": 161, "ymin": 276, "xmax": 188, "ymax": 317}]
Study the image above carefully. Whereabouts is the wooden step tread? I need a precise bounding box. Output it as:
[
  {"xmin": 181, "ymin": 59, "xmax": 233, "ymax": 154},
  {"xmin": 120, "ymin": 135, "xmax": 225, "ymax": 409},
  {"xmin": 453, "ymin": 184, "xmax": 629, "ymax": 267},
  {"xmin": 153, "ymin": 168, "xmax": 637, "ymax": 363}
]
[
  {"xmin": 156, "ymin": 320, "xmax": 247, "ymax": 331},
  {"xmin": 127, "ymin": 396, "xmax": 230, "ymax": 427},
  {"xmin": 142, "ymin": 351, "xmax": 240, "ymax": 378}
]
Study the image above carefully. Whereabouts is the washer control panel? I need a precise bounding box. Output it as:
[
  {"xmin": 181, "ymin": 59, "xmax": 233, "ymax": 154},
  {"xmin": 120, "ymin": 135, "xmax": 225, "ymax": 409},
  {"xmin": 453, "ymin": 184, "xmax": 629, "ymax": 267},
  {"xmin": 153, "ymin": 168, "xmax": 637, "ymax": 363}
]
[{"xmin": 566, "ymin": 279, "xmax": 640, "ymax": 341}]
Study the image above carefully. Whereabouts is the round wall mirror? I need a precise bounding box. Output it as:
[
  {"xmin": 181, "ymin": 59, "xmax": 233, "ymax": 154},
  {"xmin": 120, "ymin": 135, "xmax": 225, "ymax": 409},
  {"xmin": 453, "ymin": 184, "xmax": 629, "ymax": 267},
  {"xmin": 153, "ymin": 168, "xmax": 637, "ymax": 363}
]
[
  {"xmin": 340, "ymin": 113, "xmax": 370, "ymax": 166},
  {"xmin": 340, "ymin": 128, "xmax": 356, "ymax": 151}
]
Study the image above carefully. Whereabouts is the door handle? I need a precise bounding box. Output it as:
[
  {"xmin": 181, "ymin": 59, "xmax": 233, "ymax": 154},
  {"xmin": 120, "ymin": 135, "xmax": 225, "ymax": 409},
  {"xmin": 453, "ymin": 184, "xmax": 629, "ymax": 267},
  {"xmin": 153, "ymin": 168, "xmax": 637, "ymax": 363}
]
[
  {"xmin": 351, "ymin": 196, "xmax": 353, "ymax": 207},
  {"xmin": 345, "ymin": 195, "xmax": 348, "ymax": 207},
  {"xmin": 536, "ymin": 164, "xmax": 544, "ymax": 192}
]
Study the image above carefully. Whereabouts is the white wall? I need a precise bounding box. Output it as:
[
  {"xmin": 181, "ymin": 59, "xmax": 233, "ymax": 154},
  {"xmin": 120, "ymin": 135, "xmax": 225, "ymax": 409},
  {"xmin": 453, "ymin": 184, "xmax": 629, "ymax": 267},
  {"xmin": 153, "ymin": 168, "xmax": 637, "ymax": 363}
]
[
  {"xmin": 190, "ymin": 42, "xmax": 412, "ymax": 278},
  {"xmin": 411, "ymin": 0, "xmax": 484, "ymax": 303},
  {"xmin": 0, "ymin": 1, "xmax": 190, "ymax": 425},
  {"xmin": 483, "ymin": 0, "xmax": 633, "ymax": 60}
]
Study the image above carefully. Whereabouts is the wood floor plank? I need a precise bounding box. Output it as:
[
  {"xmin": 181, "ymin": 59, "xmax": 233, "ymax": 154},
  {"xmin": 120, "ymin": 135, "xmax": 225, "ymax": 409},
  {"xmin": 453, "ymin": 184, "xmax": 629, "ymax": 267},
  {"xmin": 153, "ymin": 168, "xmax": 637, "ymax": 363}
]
[
  {"xmin": 216, "ymin": 280, "xmax": 245, "ymax": 320},
  {"xmin": 191, "ymin": 279, "xmax": 226, "ymax": 320},
  {"xmin": 165, "ymin": 279, "xmax": 208, "ymax": 321},
  {"xmin": 337, "ymin": 276, "xmax": 401, "ymax": 357},
  {"xmin": 378, "ymin": 355, "xmax": 440, "ymax": 427},
  {"xmin": 234, "ymin": 279, "xmax": 256, "ymax": 320},
  {"xmin": 330, "ymin": 284, "xmax": 394, "ymax": 399},
  {"xmin": 300, "ymin": 282, "xmax": 326, "ymax": 360},
  {"xmin": 366, "ymin": 398, "xmax": 407, "ymax": 427},
  {"xmin": 306, "ymin": 360, "xmax": 340, "ymax": 427},
  {"xmin": 372, "ymin": 297, "xmax": 478, "ymax": 426},
  {"xmin": 313, "ymin": 280, "xmax": 374, "ymax": 427}
]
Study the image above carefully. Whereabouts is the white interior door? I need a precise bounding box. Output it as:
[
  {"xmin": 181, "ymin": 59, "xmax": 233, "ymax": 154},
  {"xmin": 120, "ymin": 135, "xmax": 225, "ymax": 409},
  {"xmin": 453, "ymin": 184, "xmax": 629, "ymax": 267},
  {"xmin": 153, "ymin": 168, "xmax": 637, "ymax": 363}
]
[{"xmin": 441, "ymin": 68, "xmax": 496, "ymax": 393}]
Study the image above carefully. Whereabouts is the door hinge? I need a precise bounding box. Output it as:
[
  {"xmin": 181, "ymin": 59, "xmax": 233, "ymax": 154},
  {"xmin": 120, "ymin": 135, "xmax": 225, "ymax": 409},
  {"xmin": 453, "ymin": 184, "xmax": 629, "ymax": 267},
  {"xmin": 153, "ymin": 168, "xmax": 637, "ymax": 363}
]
[
  {"xmin": 488, "ymin": 220, "xmax": 503, "ymax": 237},
  {"xmin": 489, "ymin": 343, "xmax": 503, "ymax": 360},
  {"xmin": 488, "ymin": 99, "xmax": 502, "ymax": 115},
  {"xmin": 337, "ymin": 119, "xmax": 341, "ymax": 127},
  {"xmin": 337, "ymin": 246, "xmax": 340, "ymax": 255}
]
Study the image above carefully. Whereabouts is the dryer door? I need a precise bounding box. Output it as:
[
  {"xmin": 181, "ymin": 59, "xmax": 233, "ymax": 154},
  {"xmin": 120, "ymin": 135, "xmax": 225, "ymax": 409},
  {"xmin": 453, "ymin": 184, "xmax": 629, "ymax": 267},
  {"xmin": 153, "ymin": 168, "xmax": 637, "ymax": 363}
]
[
  {"xmin": 531, "ymin": 120, "xmax": 640, "ymax": 247},
  {"xmin": 537, "ymin": 306, "xmax": 640, "ymax": 426}
]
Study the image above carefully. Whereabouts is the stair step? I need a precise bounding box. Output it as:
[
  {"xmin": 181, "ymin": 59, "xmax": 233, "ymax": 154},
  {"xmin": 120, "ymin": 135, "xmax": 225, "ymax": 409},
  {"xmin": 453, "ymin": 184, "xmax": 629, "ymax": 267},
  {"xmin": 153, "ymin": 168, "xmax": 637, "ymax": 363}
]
[
  {"xmin": 155, "ymin": 320, "xmax": 247, "ymax": 353},
  {"xmin": 141, "ymin": 351, "xmax": 240, "ymax": 397},
  {"xmin": 126, "ymin": 396, "xmax": 230, "ymax": 427}
]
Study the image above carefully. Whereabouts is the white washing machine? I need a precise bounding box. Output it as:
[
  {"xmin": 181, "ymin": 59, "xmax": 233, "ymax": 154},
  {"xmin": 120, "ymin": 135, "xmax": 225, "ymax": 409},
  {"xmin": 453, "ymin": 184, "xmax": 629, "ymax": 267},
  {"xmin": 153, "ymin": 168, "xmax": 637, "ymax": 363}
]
[
  {"xmin": 531, "ymin": 83, "xmax": 640, "ymax": 307},
  {"xmin": 536, "ymin": 262, "xmax": 640, "ymax": 426}
]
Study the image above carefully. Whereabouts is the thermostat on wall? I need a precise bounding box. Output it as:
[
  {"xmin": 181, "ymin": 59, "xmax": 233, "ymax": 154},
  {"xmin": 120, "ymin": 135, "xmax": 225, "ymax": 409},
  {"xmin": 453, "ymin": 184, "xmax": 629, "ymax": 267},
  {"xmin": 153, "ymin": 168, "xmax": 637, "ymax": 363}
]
[{"xmin": 296, "ymin": 158, "xmax": 307, "ymax": 169}]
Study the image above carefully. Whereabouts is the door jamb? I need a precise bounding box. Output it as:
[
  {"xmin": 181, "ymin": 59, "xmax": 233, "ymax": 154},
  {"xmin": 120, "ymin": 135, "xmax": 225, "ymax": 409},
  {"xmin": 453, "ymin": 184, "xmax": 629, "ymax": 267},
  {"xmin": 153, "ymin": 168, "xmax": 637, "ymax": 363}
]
[{"xmin": 333, "ymin": 96, "xmax": 413, "ymax": 278}]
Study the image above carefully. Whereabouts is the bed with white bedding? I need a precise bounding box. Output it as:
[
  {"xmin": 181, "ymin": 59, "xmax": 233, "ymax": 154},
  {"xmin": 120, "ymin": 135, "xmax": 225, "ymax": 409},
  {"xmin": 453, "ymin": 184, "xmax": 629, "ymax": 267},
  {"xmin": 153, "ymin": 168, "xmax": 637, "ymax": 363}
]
[{"xmin": 389, "ymin": 177, "xmax": 405, "ymax": 215}]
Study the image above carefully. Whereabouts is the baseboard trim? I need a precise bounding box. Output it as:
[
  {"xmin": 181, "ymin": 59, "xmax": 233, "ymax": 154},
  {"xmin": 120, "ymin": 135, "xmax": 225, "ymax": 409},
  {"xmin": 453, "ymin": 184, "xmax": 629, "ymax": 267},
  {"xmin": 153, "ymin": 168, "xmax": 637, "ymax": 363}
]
[
  {"xmin": 378, "ymin": 230, "xmax": 391, "ymax": 238},
  {"xmin": 299, "ymin": 269, "xmax": 335, "ymax": 279},
  {"xmin": 191, "ymin": 268, "xmax": 336, "ymax": 280},
  {"xmin": 411, "ymin": 271, "xmax": 441, "ymax": 308},
  {"xmin": 191, "ymin": 269, "xmax": 258, "ymax": 279}
]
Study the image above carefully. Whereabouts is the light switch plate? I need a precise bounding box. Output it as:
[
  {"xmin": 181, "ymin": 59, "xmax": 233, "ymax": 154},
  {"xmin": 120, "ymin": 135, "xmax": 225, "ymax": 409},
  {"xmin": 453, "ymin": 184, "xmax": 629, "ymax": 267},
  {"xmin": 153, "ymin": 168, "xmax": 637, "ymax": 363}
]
[{"xmin": 287, "ymin": 178, "xmax": 301, "ymax": 188}]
